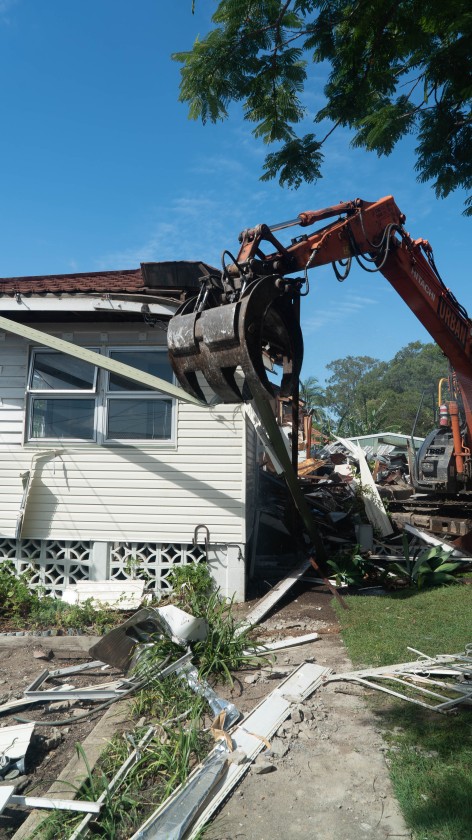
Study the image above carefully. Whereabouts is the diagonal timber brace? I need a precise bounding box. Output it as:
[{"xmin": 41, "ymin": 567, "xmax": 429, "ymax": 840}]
[{"xmin": 0, "ymin": 315, "xmax": 204, "ymax": 405}]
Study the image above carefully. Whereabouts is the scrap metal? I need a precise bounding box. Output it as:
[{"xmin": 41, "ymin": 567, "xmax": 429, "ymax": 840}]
[
  {"xmin": 246, "ymin": 632, "xmax": 320, "ymax": 654},
  {"xmin": 176, "ymin": 661, "xmax": 241, "ymax": 730},
  {"xmin": 68, "ymin": 725, "xmax": 157, "ymax": 840},
  {"xmin": 325, "ymin": 646, "xmax": 472, "ymax": 713},
  {"xmin": 89, "ymin": 606, "xmax": 208, "ymax": 673},
  {"xmin": 128, "ymin": 743, "xmax": 229, "ymax": 840},
  {"xmin": 0, "ymin": 723, "xmax": 35, "ymax": 779},
  {"xmin": 0, "ymin": 785, "xmax": 101, "ymax": 816},
  {"xmin": 129, "ymin": 662, "xmax": 332, "ymax": 840}
]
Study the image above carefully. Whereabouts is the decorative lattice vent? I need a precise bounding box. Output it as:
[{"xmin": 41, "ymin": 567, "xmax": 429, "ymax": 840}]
[
  {"xmin": 0, "ymin": 538, "xmax": 206, "ymax": 598},
  {"xmin": 110, "ymin": 541, "xmax": 206, "ymax": 597},
  {"xmin": 0, "ymin": 538, "xmax": 91, "ymax": 596}
]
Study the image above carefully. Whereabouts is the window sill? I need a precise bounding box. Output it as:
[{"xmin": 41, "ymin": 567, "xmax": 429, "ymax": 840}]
[{"xmin": 23, "ymin": 440, "xmax": 178, "ymax": 451}]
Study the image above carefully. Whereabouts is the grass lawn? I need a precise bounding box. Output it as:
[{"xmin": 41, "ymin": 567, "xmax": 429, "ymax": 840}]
[{"xmin": 333, "ymin": 585, "xmax": 472, "ymax": 840}]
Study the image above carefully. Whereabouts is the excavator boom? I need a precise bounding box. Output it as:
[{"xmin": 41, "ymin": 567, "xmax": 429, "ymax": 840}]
[{"xmin": 167, "ymin": 195, "xmax": 472, "ymax": 492}]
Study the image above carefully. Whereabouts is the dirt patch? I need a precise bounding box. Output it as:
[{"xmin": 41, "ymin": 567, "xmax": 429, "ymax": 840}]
[
  {"xmin": 211, "ymin": 585, "xmax": 411, "ymax": 840},
  {"xmin": 0, "ymin": 586, "xmax": 411, "ymax": 840},
  {"xmin": 0, "ymin": 636, "xmax": 129, "ymax": 839}
]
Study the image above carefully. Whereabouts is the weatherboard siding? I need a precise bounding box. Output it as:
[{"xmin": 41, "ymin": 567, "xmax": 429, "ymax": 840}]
[
  {"xmin": 0, "ymin": 327, "xmax": 247, "ymax": 544},
  {"xmin": 0, "ymin": 333, "xmax": 28, "ymax": 446}
]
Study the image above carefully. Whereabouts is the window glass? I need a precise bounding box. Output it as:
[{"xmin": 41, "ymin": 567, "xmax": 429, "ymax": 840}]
[
  {"xmin": 30, "ymin": 398, "xmax": 96, "ymax": 439},
  {"xmin": 107, "ymin": 398, "xmax": 172, "ymax": 440},
  {"xmin": 108, "ymin": 350, "xmax": 173, "ymax": 392},
  {"xmin": 27, "ymin": 347, "xmax": 175, "ymax": 444},
  {"xmin": 31, "ymin": 352, "xmax": 96, "ymax": 391}
]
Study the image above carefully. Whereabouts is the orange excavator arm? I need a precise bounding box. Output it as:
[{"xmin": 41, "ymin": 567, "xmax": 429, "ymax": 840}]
[
  {"xmin": 167, "ymin": 195, "xmax": 472, "ymax": 476},
  {"xmin": 167, "ymin": 194, "xmax": 472, "ymax": 494},
  {"xmin": 229, "ymin": 195, "xmax": 472, "ymax": 429}
]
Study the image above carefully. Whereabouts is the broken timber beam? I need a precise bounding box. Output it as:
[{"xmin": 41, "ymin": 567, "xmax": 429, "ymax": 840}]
[
  {"xmin": 252, "ymin": 396, "xmax": 348, "ymax": 609},
  {"xmin": 236, "ymin": 557, "xmax": 313, "ymax": 636}
]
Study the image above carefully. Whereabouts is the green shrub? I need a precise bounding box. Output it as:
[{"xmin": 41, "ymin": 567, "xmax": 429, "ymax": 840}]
[
  {"xmin": 0, "ymin": 560, "xmax": 120, "ymax": 633},
  {"xmin": 168, "ymin": 562, "xmax": 216, "ymax": 615},
  {"xmin": 0, "ymin": 561, "xmax": 36, "ymax": 620}
]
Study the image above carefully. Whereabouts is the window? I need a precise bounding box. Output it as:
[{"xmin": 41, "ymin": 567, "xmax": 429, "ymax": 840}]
[
  {"xmin": 27, "ymin": 347, "xmax": 175, "ymax": 443},
  {"xmin": 106, "ymin": 350, "xmax": 174, "ymax": 441}
]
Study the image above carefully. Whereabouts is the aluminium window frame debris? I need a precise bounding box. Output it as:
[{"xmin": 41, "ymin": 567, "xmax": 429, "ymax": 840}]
[
  {"xmin": 325, "ymin": 646, "xmax": 472, "ymax": 713},
  {"xmin": 0, "ymin": 661, "xmax": 112, "ymax": 717},
  {"xmin": 23, "ymin": 659, "xmax": 133, "ymax": 703},
  {"xmin": 68, "ymin": 725, "xmax": 157, "ymax": 840},
  {"xmin": 244, "ymin": 632, "xmax": 319, "ymax": 654},
  {"xmin": 25, "ymin": 679, "xmax": 133, "ymax": 703},
  {"xmin": 128, "ymin": 742, "xmax": 229, "ymax": 840},
  {"xmin": 0, "ymin": 722, "xmax": 35, "ymax": 778},
  {"xmin": 0, "ymin": 785, "xmax": 101, "ymax": 816},
  {"xmin": 0, "ymin": 653, "xmax": 194, "ymax": 727},
  {"xmin": 28, "ymin": 660, "xmax": 109, "ymax": 686}
]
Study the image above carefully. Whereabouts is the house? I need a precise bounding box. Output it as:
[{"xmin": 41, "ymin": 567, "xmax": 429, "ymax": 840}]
[{"xmin": 0, "ymin": 262, "xmax": 259, "ymax": 601}]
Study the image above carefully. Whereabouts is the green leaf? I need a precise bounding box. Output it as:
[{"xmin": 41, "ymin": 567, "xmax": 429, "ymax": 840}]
[
  {"xmin": 173, "ymin": 0, "xmax": 472, "ymax": 211},
  {"xmin": 434, "ymin": 562, "xmax": 462, "ymax": 574},
  {"xmin": 261, "ymin": 133, "xmax": 323, "ymax": 188}
]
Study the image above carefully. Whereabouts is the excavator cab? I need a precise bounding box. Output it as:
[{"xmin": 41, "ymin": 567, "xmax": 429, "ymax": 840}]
[{"xmin": 413, "ymin": 375, "xmax": 472, "ymax": 494}]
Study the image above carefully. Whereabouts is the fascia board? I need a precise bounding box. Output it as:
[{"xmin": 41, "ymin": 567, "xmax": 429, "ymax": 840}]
[{"xmin": 0, "ymin": 297, "xmax": 177, "ymax": 316}]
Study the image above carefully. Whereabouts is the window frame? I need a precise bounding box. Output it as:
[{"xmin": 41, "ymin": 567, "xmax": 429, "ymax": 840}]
[
  {"xmin": 103, "ymin": 346, "xmax": 177, "ymax": 444},
  {"xmin": 27, "ymin": 348, "xmax": 100, "ymax": 443},
  {"xmin": 25, "ymin": 345, "xmax": 177, "ymax": 446}
]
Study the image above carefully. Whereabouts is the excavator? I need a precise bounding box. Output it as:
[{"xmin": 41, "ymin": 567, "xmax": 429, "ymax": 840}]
[{"xmin": 167, "ymin": 195, "xmax": 472, "ymax": 497}]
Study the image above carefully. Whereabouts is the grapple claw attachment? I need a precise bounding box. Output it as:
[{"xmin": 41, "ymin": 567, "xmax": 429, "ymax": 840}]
[{"xmin": 167, "ymin": 276, "xmax": 303, "ymax": 405}]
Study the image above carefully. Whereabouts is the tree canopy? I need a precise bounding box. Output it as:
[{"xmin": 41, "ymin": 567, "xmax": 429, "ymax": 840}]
[
  {"xmin": 174, "ymin": 1, "xmax": 472, "ymax": 213},
  {"xmin": 322, "ymin": 341, "xmax": 449, "ymax": 436}
]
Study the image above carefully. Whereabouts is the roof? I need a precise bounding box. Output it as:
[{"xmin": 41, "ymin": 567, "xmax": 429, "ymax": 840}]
[
  {"xmin": 346, "ymin": 432, "xmax": 424, "ymax": 446},
  {"xmin": 0, "ymin": 268, "xmax": 145, "ymax": 295},
  {"xmin": 0, "ymin": 261, "xmax": 217, "ymax": 297}
]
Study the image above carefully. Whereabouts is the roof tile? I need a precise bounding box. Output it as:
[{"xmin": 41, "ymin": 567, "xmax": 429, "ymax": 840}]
[{"xmin": 0, "ymin": 268, "xmax": 145, "ymax": 295}]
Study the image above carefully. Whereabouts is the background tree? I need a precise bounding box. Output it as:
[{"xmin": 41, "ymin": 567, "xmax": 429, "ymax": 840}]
[
  {"xmin": 175, "ymin": 1, "xmax": 472, "ymax": 213},
  {"xmin": 324, "ymin": 355, "xmax": 382, "ymax": 428},
  {"xmin": 322, "ymin": 342, "xmax": 449, "ymax": 436},
  {"xmin": 299, "ymin": 375, "xmax": 326, "ymax": 424}
]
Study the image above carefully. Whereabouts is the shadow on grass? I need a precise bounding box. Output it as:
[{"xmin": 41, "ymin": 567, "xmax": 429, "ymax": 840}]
[
  {"xmin": 402, "ymin": 778, "xmax": 472, "ymax": 840},
  {"xmin": 371, "ymin": 699, "xmax": 472, "ymax": 839}
]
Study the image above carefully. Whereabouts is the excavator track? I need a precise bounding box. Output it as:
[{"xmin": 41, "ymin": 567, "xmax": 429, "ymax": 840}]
[{"xmin": 389, "ymin": 495, "xmax": 472, "ymax": 538}]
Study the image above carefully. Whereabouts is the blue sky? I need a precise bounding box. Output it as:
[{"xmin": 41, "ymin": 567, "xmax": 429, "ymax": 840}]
[{"xmin": 0, "ymin": 0, "xmax": 470, "ymax": 382}]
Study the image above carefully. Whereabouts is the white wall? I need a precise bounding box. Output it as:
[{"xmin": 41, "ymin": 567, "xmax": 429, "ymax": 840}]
[{"xmin": 0, "ymin": 324, "xmax": 248, "ymax": 546}]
